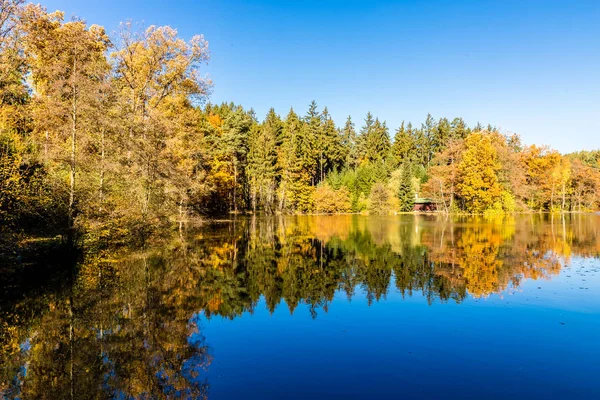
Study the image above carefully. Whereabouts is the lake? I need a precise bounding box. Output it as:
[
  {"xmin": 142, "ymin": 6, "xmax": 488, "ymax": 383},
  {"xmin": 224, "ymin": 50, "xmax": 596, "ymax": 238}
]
[{"xmin": 2, "ymin": 214, "xmax": 600, "ymax": 399}]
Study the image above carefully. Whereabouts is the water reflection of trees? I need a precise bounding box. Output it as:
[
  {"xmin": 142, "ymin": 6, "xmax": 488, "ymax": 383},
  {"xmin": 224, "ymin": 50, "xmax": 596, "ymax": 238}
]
[
  {"xmin": 2, "ymin": 214, "xmax": 599, "ymax": 397},
  {"xmin": 195, "ymin": 214, "xmax": 599, "ymax": 318},
  {"xmin": 105, "ymin": 214, "xmax": 600, "ymax": 324},
  {"xmin": 1, "ymin": 247, "xmax": 212, "ymax": 399}
]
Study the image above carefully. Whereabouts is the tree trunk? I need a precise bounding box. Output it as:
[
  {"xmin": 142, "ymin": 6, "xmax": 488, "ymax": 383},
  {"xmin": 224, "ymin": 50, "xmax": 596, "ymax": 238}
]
[
  {"xmin": 178, "ymin": 196, "xmax": 184, "ymax": 233},
  {"xmin": 320, "ymin": 153, "xmax": 324, "ymax": 182},
  {"xmin": 99, "ymin": 128, "xmax": 105, "ymax": 213},
  {"xmin": 127, "ymin": 89, "xmax": 135, "ymax": 161},
  {"xmin": 279, "ymin": 178, "xmax": 286, "ymax": 211},
  {"xmin": 561, "ymin": 182, "xmax": 566, "ymax": 212},
  {"xmin": 44, "ymin": 130, "xmax": 49, "ymax": 162},
  {"xmin": 69, "ymin": 294, "xmax": 75, "ymax": 400},
  {"xmin": 233, "ymin": 161, "xmax": 237, "ymax": 213},
  {"xmin": 69, "ymin": 89, "xmax": 77, "ymax": 229},
  {"xmin": 439, "ymin": 180, "xmax": 448, "ymax": 214},
  {"xmin": 252, "ymin": 184, "xmax": 257, "ymax": 213}
]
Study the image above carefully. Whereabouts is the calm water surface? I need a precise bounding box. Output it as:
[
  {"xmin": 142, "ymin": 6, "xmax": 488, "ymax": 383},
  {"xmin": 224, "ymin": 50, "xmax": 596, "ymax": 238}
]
[{"xmin": 2, "ymin": 214, "xmax": 600, "ymax": 399}]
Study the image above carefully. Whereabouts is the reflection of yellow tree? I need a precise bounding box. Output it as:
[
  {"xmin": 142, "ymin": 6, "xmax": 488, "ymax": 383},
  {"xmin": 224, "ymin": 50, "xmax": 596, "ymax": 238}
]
[
  {"xmin": 458, "ymin": 226, "xmax": 504, "ymax": 297},
  {"xmin": 412, "ymin": 214, "xmax": 584, "ymax": 298}
]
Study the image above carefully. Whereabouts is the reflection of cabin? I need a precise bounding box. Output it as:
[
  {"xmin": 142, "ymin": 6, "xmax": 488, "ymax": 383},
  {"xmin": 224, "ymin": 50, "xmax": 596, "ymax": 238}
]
[{"xmin": 414, "ymin": 198, "xmax": 436, "ymax": 212}]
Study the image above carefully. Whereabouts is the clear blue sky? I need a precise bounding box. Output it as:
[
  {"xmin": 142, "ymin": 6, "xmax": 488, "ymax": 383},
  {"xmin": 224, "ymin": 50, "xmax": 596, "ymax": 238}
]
[{"xmin": 44, "ymin": 0, "xmax": 599, "ymax": 153}]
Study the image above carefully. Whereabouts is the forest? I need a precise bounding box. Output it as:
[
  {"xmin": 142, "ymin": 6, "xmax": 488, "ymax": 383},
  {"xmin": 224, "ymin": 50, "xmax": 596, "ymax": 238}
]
[{"xmin": 1, "ymin": 0, "xmax": 600, "ymax": 243}]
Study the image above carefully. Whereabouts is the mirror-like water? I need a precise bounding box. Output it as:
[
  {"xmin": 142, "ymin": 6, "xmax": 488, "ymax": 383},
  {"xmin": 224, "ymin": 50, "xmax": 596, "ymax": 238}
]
[{"xmin": 2, "ymin": 214, "xmax": 600, "ymax": 399}]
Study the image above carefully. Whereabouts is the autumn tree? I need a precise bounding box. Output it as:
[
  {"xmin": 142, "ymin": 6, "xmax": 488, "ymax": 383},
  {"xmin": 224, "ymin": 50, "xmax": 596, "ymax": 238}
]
[
  {"xmin": 456, "ymin": 133, "xmax": 503, "ymax": 213},
  {"xmin": 521, "ymin": 146, "xmax": 565, "ymax": 211},
  {"xmin": 112, "ymin": 22, "xmax": 210, "ymax": 221},
  {"xmin": 23, "ymin": 6, "xmax": 111, "ymax": 228},
  {"xmin": 0, "ymin": 0, "xmax": 26, "ymax": 107},
  {"xmin": 570, "ymin": 158, "xmax": 600, "ymax": 211},
  {"xmin": 550, "ymin": 156, "xmax": 571, "ymax": 211},
  {"xmin": 424, "ymin": 139, "xmax": 464, "ymax": 213},
  {"xmin": 313, "ymin": 183, "xmax": 351, "ymax": 214},
  {"xmin": 369, "ymin": 182, "xmax": 390, "ymax": 215},
  {"xmin": 0, "ymin": 0, "xmax": 30, "ymax": 226}
]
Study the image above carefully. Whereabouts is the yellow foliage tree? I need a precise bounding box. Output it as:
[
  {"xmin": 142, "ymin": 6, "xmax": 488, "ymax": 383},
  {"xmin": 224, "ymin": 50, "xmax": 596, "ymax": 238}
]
[
  {"xmin": 312, "ymin": 183, "xmax": 352, "ymax": 214},
  {"xmin": 457, "ymin": 133, "xmax": 503, "ymax": 213}
]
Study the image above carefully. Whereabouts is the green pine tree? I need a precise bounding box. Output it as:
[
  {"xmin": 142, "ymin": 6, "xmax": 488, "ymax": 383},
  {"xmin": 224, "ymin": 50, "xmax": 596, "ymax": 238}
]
[
  {"xmin": 248, "ymin": 108, "xmax": 280, "ymax": 212},
  {"xmin": 321, "ymin": 106, "xmax": 343, "ymax": 180},
  {"xmin": 356, "ymin": 112, "xmax": 374, "ymax": 163},
  {"xmin": 277, "ymin": 108, "xmax": 301, "ymax": 211},
  {"xmin": 450, "ymin": 117, "xmax": 468, "ymax": 139},
  {"xmin": 392, "ymin": 121, "xmax": 416, "ymax": 165},
  {"xmin": 342, "ymin": 116, "xmax": 358, "ymax": 169},
  {"xmin": 365, "ymin": 118, "xmax": 390, "ymax": 162},
  {"xmin": 398, "ymin": 163, "xmax": 415, "ymax": 212},
  {"xmin": 421, "ymin": 113, "xmax": 437, "ymax": 166}
]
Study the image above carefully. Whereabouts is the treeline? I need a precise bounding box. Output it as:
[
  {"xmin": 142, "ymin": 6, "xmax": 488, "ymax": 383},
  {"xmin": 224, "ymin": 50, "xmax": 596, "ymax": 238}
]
[{"xmin": 1, "ymin": 1, "xmax": 599, "ymax": 239}]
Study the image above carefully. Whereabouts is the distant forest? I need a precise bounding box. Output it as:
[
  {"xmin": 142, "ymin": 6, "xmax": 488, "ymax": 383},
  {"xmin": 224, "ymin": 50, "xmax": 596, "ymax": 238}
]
[{"xmin": 1, "ymin": 1, "xmax": 599, "ymax": 241}]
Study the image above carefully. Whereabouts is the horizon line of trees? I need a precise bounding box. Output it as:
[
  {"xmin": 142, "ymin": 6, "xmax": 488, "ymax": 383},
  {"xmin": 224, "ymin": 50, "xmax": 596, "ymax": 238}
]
[{"xmin": 1, "ymin": 0, "xmax": 599, "ymax": 242}]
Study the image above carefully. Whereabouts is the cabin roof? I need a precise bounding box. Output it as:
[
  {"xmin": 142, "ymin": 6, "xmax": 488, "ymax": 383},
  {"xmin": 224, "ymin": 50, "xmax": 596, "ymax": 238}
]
[{"xmin": 414, "ymin": 198, "xmax": 435, "ymax": 204}]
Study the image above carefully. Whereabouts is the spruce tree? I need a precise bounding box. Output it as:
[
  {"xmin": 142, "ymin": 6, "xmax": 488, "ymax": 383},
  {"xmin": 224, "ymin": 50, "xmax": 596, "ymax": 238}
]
[
  {"xmin": 321, "ymin": 107, "xmax": 343, "ymax": 179},
  {"xmin": 365, "ymin": 118, "xmax": 391, "ymax": 162},
  {"xmin": 398, "ymin": 163, "xmax": 415, "ymax": 212},
  {"xmin": 277, "ymin": 108, "xmax": 301, "ymax": 211},
  {"xmin": 304, "ymin": 100, "xmax": 320, "ymax": 183},
  {"xmin": 221, "ymin": 106, "xmax": 252, "ymax": 212},
  {"xmin": 392, "ymin": 121, "xmax": 416, "ymax": 165},
  {"xmin": 341, "ymin": 115, "xmax": 357, "ymax": 169},
  {"xmin": 433, "ymin": 117, "xmax": 451, "ymax": 155},
  {"xmin": 247, "ymin": 108, "xmax": 280, "ymax": 212},
  {"xmin": 451, "ymin": 117, "xmax": 468, "ymax": 140},
  {"xmin": 421, "ymin": 113, "xmax": 437, "ymax": 166},
  {"xmin": 356, "ymin": 112, "xmax": 374, "ymax": 163}
]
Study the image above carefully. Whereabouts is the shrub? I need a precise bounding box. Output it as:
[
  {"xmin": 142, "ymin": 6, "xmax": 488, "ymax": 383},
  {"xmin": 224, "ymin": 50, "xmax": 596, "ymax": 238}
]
[
  {"xmin": 313, "ymin": 183, "xmax": 352, "ymax": 214},
  {"xmin": 368, "ymin": 183, "xmax": 391, "ymax": 215}
]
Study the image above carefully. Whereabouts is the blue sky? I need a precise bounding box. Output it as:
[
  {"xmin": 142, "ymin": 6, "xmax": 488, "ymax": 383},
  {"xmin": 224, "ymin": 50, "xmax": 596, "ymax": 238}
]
[{"xmin": 43, "ymin": 0, "xmax": 599, "ymax": 152}]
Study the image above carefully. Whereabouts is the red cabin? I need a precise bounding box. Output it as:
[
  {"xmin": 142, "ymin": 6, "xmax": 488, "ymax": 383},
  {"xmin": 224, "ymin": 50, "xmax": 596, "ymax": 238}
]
[{"xmin": 413, "ymin": 198, "xmax": 437, "ymax": 212}]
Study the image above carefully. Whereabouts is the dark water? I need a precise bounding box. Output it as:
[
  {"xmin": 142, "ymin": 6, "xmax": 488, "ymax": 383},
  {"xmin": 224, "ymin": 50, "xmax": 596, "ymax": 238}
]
[{"xmin": 2, "ymin": 214, "xmax": 600, "ymax": 399}]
